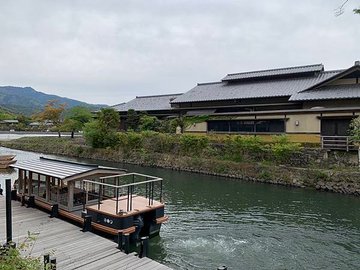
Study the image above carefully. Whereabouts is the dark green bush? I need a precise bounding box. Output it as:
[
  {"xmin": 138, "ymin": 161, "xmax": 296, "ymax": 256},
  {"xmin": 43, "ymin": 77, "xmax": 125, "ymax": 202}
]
[
  {"xmin": 271, "ymin": 135, "xmax": 302, "ymax": 162},
  {"xmin": 179, "ymin": 134, "xmax": 209, "ymax": 155}
]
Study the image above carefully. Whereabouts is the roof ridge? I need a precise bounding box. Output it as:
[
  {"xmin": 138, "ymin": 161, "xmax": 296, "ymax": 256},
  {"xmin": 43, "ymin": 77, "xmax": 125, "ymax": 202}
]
[
  {"xmin": 226, "ymin": 63, "xmax": 323, "ymax": 77},
  {"xmin": 197, "ymin": 81, "xmax": 223, "ymax": 86},
  {"xmin": 321, "ymin": 69, "xmax": 346, "ymax": 73},
  {"xmin": 39, "ymin": 157, "xmax": 98, "ymax": 167},
  {"xmin": 135, "ymin": 93, "xmax": 183, "ymax": 98},
  {"xmin": 111, "ymin": 102, "xmax": 126, "ymax": 107}
]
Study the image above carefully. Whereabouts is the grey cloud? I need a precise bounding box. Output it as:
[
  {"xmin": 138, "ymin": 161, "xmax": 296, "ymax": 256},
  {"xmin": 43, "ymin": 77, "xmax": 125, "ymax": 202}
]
[{"xmin": 0, "ymin": 0, "xmax": 358, "ymax": 104}]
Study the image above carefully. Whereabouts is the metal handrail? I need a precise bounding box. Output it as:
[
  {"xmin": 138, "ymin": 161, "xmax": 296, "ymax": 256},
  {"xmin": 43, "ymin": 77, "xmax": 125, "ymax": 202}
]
[
  {"xmin": 83, "ymin": 178, "xmax": 163, "ymax": 189},
  {"xmin": 100, "ymin": 172, "xmax": 162, "ymax": 181},
  {"xmin": 82, "ymin": 174, "xmax": 163, "ymax": 213}
]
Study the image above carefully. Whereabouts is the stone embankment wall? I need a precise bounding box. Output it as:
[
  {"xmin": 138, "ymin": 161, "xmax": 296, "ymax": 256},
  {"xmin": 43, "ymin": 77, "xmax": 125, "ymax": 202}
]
[{"xmin": 1, "ymin": 138, "xmax": 359, "ymax": 196}]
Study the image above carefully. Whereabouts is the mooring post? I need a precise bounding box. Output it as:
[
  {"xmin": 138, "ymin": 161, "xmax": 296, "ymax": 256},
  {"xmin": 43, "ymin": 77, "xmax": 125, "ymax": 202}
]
[
  {"xmin": 11, "ymin": 189, "xmax": 17, "ymax": 201},
  {"xmin": 27, "ymin": 195, "xmax": 35, "ymax": 208},
  {"xmin": 124, "ymin": 233, "xmax": 130, "ymax": 254},
  {"xmin": 139, "ymin": 236, "xmax": 149, "ymax": 258},
  {"xmin": 217, "ymin": 266, "xmax": 227, "ymax": 270},
  {"xmin": 21, "ymin": 194, "xmax": 25, "ymax": 206},
  {"xmin": 0, "ymin": 184, "xmax": 3, "ymax": 195},
  {"xmin": 83, "ymin": 215, "xmax": 92, "ymax": 232},
  {"xmin": 50, "ymin": 204, "xmax": 59, "ymax": 218},
  {"xmin": 44, "ymin": 254, "xmax": 50, "ymax": 269},
  {"xmin": 44, "ymin": 254, "xmax": 57, "ymax": 270},
  {"xmin": 117, "ymin": 231, "xmax": 123, "ymax": 250},
  {"xmin": 50, "ymin": 258, "xmax": 57, "ymax": 270},
  {"xmin": 6, "ymin": 179, "xmax": 13, "ymax": 244}
]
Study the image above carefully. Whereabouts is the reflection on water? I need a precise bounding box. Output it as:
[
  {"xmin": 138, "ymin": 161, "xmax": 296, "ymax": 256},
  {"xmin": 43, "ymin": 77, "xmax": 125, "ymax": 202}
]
[{"xmin": 0, "ymin": 147, "xmax": 359, "ymax": 269}]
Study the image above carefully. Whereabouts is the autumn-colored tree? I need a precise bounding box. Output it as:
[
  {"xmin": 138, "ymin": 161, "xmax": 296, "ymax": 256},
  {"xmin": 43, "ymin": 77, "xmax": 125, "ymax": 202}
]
[{"xmin": 37, "ymin": 100, "xmax": 66, "ymax": 136}]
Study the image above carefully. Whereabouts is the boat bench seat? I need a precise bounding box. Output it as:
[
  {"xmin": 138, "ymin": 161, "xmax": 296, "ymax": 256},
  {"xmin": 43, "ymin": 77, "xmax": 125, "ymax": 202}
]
[
  {"xmin": 35, "ymin": 200, "xmax": 53, "ymax": 211},
  {"xmin": 59, "ymin": 209, "xmax": 84, "ymax": 224},
  {"xmin": 91, "ymin": 223, "xmax": 136, "ymax": 236},
  {"xmin": 155, "ymin": 215, "xmax": 169, "ymax": 224}
]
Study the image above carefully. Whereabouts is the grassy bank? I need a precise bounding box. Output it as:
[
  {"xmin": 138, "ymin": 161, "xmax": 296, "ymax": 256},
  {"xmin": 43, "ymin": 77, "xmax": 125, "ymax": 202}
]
[{"xmin": 1, "ymin": 135, "xmax": 360, "ymax": 196}]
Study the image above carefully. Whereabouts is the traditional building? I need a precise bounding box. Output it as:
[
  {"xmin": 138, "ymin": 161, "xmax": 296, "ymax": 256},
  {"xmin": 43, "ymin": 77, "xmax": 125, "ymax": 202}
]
[
  {"xmin": 112, "ymin": 62, "xmax": 360, "ymax": 147},
  {"xmin": 170, "ymin": 61, "xmax": 360, "ymax": 145},
  {"xmin": 111, "ymin": 94, "xmax": 182, "ymax": 130}
]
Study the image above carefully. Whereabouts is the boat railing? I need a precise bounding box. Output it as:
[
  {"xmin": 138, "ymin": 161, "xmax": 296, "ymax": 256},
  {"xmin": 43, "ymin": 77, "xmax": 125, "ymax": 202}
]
[{"xmin": 83, "ymin": 173, "xmax": 163, "ymax": 214}]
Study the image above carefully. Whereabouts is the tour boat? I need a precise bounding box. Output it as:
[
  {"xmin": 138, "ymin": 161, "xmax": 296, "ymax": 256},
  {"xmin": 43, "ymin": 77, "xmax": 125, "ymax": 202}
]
[{"xmin": 10, "ymin": 157, "xmax": 168, "ymax": 242}]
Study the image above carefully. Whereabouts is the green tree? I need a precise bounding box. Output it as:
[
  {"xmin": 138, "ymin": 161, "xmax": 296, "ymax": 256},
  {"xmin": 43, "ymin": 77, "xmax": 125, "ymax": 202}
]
[
  {"xmin": 350, "ymin": 116, "xmax": 360, "ymax": 142},
  {"xmin": 139, "ymin": 115, "xmax": 160, "ymax": 131},
  {"xmin": 98, "ymin": 108, "xmax": 119, "ymax": 130},
  {"xmin": 62, "ymin": 107, "xmax": 93, "ymax": 138},
  {"xmin": 66, "ymin": 106, "xmax": 92, "ymax": 126},
  {"xmin": 83, "ymin": 108, "xmax": 119, "ymax": 148},
  {"xmin": 126, "ymin": 109, "xmax": 140, "ymax": 131}
]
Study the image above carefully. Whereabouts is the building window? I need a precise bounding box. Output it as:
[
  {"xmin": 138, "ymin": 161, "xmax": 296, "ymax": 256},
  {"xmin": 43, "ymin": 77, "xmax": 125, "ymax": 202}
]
[{"xmin": 207, "ymin": 119, "xmax": 285, "ymax": 133}]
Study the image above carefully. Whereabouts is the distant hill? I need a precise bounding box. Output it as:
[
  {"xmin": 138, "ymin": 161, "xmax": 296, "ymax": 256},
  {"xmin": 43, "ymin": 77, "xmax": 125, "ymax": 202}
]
[{"xmin": 0, "ymin": 86, "xmax": 107, "ymax": 116}]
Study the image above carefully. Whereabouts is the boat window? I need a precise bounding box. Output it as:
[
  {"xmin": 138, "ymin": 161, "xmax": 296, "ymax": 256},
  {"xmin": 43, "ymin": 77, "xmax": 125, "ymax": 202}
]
[
  {"xmin": 31, "ymin": 173, "xmax": 39, "ymax": 196},
  {"xmin": 73, "ymin": 180, "xmax": 85, "ymax": 207},
  {"xmin": 49, "ymin": 177, "xmax": 59, "ymax": 203}
]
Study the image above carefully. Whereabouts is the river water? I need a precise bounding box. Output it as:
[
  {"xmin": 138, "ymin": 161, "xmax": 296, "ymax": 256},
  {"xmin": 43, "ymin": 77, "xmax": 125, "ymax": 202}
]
[{"xmin": 0, "ymin": 147, "xmax": 359, "ymax": 270}]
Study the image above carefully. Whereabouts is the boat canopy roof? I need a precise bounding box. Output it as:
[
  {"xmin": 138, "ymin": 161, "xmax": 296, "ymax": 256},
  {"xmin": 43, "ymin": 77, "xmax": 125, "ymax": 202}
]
[{"xmin": 10, "ymin": 157, "xmax": 126, "ymax": 181}]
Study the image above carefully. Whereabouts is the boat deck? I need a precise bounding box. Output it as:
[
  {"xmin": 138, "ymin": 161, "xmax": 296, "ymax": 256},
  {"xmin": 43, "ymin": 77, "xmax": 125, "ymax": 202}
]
[
  {"xmin": 86, "ymin": 195, "xmax": 163, "ymax": 216},
  {"xmin": 0, "ymin": 196, "xmax": 171, "ymax": 270}
]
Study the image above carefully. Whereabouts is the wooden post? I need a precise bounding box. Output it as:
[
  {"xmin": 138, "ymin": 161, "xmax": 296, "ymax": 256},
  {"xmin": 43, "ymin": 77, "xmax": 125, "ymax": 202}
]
[
  {"xmin": 68, "ymin": 181, "xmax": 74, "ymax": 210},
  {"xmin": 18, "ymin": 169, "xmax": 23, "ymax": 193},
  {"xmin": 28, "ymin": 172, "xmax": 33, "ymax": 195},
  {"xmin": 46, "ymin": 176, "xmax": 50, "ymax": 202},
  {"xmin": 56, "ymin": 179, "xmax": 60, "ymax": 203}
]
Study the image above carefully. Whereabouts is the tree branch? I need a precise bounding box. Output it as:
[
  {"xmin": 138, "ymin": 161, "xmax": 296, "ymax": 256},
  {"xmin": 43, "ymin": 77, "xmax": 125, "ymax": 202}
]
[{"xmin": 335, "ymin": 0, "xmax": 350, "ymax": 16}]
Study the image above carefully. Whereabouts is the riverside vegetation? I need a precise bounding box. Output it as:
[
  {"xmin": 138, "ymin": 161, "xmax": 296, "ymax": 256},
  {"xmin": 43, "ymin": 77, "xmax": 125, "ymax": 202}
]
[
  {"xmin": 1, "ymin": 108, "xmax": 360, "ymax": 196},
  {"xmin": 2, "ymin": 132, "xmax": 360, "ymax": 196}
]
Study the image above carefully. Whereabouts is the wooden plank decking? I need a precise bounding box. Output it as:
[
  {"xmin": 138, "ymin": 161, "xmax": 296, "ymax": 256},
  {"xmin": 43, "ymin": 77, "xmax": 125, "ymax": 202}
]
[
  {"xmin": 0, "ymin": 196, "xmax": 172, "ymax": 270},
  {"xmin": 86, "ymin": 196, "xmax": 163, "ymax": 217}
]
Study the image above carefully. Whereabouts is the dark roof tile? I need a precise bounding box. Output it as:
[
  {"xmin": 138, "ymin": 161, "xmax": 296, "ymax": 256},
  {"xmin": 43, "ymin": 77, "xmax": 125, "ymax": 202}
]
[
  {"xmin": 172, "ymin": 70, "xmax": 341, "ymax": 104},
  {"xmin": 290, "ymin": 84, "xmax": 360, "ymax": 101},
  {"xmin": 112, "ymin": 93, "xmax": 182, "ymax": 112},
  {"xmin": 222, "ymin": 64, "xmax": 324, "ymax": 81}
]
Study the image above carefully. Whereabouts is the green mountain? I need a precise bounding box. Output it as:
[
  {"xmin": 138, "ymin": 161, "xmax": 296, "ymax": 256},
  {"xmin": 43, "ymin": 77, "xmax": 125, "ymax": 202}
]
[{"xmin": 0, "ymin": 86, "xmax": 106, "ymax": 116}]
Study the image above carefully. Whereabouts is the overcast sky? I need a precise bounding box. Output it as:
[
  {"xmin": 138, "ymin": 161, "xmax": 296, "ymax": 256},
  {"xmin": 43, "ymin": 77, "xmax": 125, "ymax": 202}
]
[{"xmin": 0, "ymin": 0, "xmax": 359, "ymax": 105}]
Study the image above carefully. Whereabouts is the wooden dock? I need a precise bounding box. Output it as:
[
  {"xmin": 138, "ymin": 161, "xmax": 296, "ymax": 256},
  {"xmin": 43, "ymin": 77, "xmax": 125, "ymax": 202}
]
[{"xmin": 0, "ymin": 196, "xmax": 172, "ymax": 270}]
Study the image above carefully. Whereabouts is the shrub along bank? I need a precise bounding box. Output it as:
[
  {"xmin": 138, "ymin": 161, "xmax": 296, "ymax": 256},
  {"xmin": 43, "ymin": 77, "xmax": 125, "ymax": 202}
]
[{"xmin": 1, "ymin": 133, "xmax": 359, "ymax": 196}]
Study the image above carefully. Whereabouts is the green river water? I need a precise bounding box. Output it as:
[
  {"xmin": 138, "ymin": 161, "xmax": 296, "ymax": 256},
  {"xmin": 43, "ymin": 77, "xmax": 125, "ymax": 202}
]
[{"xmin": 0, "ymin": 147, "xmax": 359, "ymax": 270}]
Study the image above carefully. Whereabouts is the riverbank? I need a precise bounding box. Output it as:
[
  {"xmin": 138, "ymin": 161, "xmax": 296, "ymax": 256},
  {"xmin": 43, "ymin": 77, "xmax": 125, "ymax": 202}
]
[{"xmin": 1, "ymin": 136, "xmax": 360, "ymax": 196}]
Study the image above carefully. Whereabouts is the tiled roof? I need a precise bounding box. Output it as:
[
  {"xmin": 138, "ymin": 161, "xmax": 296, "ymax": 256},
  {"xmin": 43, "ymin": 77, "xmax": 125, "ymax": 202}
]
[
  {"xmin": 172, "ymin": 70, "xmax": 341, "ymax": 104},
  {"xmin": 222, "ymin": 64, "xmax": 324, "ymax": 81},
  {"xmin": 112, "ymin": 94, "xmax": 182, "ymax": 112},
  {"xmin": 290, "ymin": 84, "xmax": 360, "ymax": 101},
  {"xmin": 10, "ymin": 157, "xmax": 123, "ymax": 180}
]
